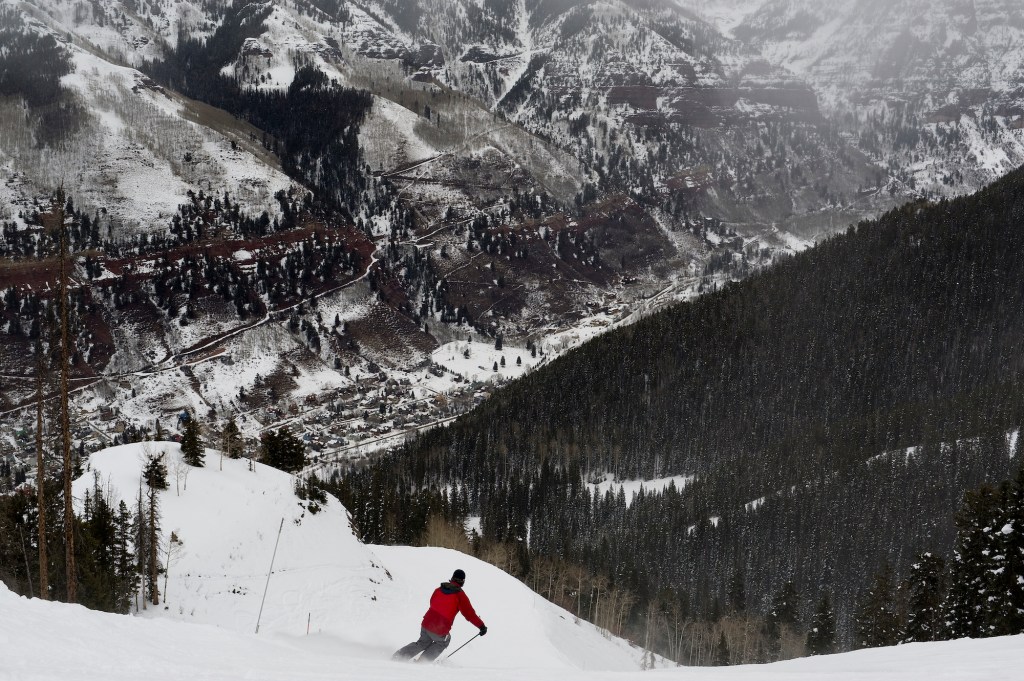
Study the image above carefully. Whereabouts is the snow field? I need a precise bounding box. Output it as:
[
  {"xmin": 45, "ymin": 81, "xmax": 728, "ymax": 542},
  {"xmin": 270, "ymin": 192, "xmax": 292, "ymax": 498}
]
[
  {"xmin": 0, "ymin": 27, "xmax": 293, "ymax": 237},
  {"xmin": 3, "ymin": 579, "xmax": 1023, "ymax": 681},
  {"xmin": 430, "ymin": 340, "xmax": 539, "ymax": 383},
  {"xmin": 359, "ymin": 97, "xmax": 440, "ymax": 173}
]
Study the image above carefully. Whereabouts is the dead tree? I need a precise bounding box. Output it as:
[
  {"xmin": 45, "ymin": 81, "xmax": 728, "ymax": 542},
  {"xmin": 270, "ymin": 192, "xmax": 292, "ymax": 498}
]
[
  {"xmin": 42, "ymin": 188, "xmax": 76, "ymax": 603},
  {"xmin": 35, "ymin": 343, "xmax": 48, "ymax": 600}
]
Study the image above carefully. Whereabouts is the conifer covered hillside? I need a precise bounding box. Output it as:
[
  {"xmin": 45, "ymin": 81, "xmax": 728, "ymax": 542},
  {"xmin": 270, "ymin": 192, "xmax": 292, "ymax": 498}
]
[{"xmin": 341, "ymin": 163, "xmax": 1024, "ymax": 649}]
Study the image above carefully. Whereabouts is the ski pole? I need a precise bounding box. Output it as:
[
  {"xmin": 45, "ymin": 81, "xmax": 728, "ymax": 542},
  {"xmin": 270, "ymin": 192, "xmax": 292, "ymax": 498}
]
[{"xmin": 445, "ymin": 633, "xmax": 480, "ymax": 660}]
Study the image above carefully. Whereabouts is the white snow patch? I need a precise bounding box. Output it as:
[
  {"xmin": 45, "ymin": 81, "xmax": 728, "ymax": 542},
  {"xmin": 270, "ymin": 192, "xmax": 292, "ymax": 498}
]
[
  {"xmin": 588, "ymin": 474, "xmax": 695, "ymax": 507},
  {"xmin": 745, "ymin": 497, "xmax": 766, "ymax": 512},
  {"xmin": 777, "ymin": 230, "xmax": 814, "ymax": 252},
  {"xmin": 431, "ymin": 340, "xmax": 539, "ymax": 383}
]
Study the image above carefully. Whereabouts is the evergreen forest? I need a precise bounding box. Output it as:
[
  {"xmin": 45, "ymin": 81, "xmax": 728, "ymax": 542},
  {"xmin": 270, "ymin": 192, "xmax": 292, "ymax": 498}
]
[{"xmin": 333, "ymin": 165, "xmax": 1024, "ymax": 655}]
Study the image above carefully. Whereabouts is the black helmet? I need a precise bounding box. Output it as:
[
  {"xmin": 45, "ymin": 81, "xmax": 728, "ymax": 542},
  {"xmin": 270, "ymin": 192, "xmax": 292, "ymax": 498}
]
[{"xmin": 451, "ymin": 569, "xmax": 466, "ymax": 585}]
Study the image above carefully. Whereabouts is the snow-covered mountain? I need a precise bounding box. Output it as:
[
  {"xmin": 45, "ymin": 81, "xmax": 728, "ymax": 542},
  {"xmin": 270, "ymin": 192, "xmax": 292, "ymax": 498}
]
[
  {"xmin": 0, "ymin": 45, "xmax": 293, "ymax": 237},
  {"xmin": 728, "ymin": 0, "xmax": 1024, "ymax": 192},
  {"xmin": 734, "ymin": 0, "xmax": 1024, "ymax": 95}
]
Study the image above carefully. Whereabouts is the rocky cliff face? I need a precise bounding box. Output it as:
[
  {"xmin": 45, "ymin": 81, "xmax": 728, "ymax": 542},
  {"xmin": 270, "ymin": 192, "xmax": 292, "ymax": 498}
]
[{"xmin": 731, "ymin": 0, "xmax": 1024, "ymax": 191}]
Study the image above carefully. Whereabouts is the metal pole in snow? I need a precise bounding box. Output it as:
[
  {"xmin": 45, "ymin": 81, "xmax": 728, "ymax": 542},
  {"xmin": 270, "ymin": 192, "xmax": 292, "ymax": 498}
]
[
  {"xmin": 255, "ymin": 517, "xmax": 285, "ymax": 634},
  {"xmin": 307, "ymin": 612, "xmax": 311, "ymax": 635}
]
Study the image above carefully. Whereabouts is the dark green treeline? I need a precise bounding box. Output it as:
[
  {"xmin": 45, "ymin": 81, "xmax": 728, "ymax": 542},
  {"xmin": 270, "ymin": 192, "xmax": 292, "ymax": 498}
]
[{"xmin": 337, "ymin": 166, "xmax": 1024, "ymax": 648}]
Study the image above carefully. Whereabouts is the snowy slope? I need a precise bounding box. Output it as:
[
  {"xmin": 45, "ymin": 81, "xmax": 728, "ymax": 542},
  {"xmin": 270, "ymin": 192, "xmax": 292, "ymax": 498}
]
[
  {"xmin": 0, "ymin": 20, "xmax": 293, "ymax": 236},
  {"xmin": 3, "ymin": 580, "xmax": 1024, "ymax": 680},
  {"xmin": 72, "ymin": 442, "xmax": 651, "ymax": 671}
]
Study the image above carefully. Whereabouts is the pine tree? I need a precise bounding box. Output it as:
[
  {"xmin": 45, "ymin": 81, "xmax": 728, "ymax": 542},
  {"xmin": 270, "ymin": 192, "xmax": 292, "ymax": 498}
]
[
  {"xmin": 728, "ymin": 569, "xmax": 746, "ymax": 614},
  {"xmin": 79, "ymin": 477, "xmax": 118, "ymax": 612},
  {"xmin": 806, "ymin": 593, "xmax": 836, "ymax": 655},
  {"xmin": 260, "ymin": 428, "xmax": 305, "ymax": 472},
  {"xmin": 764, "ymin": 580, "xmax": 802, "ymax": 660},
  {"xmin": 944, "ymin": 484, "xmax": 1000, "ymax": 638},
  {"xmin": 142, "ymin": 451, "xmax": 167, "ymax": 606},
  {"xmin": 856, "ymin": 565, "xmax": 901, "ymax": 648},
  {"xmin": 181, "ymin": 419, "xmax": 204, "ymax": 467},
  {"xmin": 222, "ymin": 418, "xmax": 242, "ymax": 459},
  {"xmin": 113, "ymin": 500, "xmax": 138, "ymax": 614},
  {"xmin": 768, "ymin": 581, "xmax": 800, "ymax": 636},
  {"xmin": 145, "ymin": 488, "xmax": 160, "ymax": 607},
  {"xmin": 142, "ymin": 452, "xmax": 168, "ymax": 490},
  {"xmin": 983, "ymin": 469, "xmax": 1024, "ymax": 636},
  {"xmin": 1002, "ymin": 468, "xmax": 1024, "ymax": 633},
  {"xmin": 903, "ymin": 552, "xmax": 946, "ymax": 642}
]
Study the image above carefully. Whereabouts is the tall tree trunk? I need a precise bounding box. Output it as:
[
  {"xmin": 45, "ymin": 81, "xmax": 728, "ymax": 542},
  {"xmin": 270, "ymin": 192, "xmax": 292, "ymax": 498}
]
[
  {"xmin": 149, "ymin": 487, "xmax": 159, "ymax": 606},
  {"xmin": 137, "ymin": 483, "xmax": 145, "ymax": 611},
  {"xmin": 35, "ymin": 348, "xmax": 48, "ymax": 600},
  {"xmin": 55, "ymin": 188, "xmax": 76, "ymax": 604}
]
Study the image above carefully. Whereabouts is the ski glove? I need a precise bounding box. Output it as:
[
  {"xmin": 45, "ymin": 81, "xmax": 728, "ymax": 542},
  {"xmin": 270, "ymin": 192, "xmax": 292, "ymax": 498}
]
[{"xmin": 479, "ymin": 625, "xmax": 488, "ymax": 636}]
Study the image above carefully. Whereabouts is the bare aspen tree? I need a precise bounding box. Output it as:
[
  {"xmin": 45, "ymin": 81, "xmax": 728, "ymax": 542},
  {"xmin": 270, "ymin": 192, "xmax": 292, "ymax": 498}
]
[
  {"xmin": 172, "ymin": 458, "xmax": 191, "ymax": 496},
  {"xmin": 420, "ymin": 514, "xmax": 471, "ymax": 553},
  {"xmin": 161, "ymin": 532, "xmax": 184, "ymax": 604}
]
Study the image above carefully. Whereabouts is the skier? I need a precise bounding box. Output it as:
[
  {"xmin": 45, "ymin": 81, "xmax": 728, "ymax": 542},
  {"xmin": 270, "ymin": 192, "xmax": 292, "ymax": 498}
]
[{"xmin": 392, "ymin": 569, "xmax": 487, "ymax": 662}]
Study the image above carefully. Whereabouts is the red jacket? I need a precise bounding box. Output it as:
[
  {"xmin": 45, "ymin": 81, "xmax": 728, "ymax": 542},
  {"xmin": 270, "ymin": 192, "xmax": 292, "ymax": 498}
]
[{"xmin": 421, "ymin": 582, "xmax": 485, "ymax": 636}]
